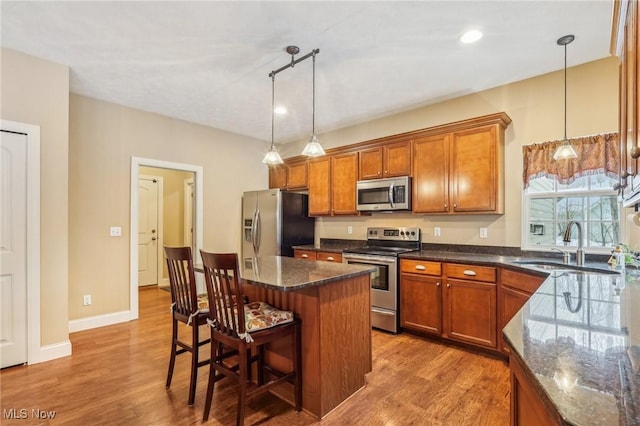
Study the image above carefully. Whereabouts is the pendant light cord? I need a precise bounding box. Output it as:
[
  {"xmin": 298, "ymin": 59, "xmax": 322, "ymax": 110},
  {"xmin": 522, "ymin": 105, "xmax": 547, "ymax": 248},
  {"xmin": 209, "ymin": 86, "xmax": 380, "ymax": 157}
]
[
  {"xmin": 312, "ymin": 51, "xmax": 316, "ymax": 136},
  {"xmin": 563, "ymin": 42, "xmax": 567, "ymax": 141},
  {"xmin": 271, "ymin": 74, "xmax": 275, "ymax": 149}
]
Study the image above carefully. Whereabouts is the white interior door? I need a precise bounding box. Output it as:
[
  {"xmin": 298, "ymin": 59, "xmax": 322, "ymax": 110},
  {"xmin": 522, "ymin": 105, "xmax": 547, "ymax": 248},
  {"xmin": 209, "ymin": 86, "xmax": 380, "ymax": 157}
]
[
  {"xmin": 0, "ymin": 131, "xmax": 28, "ymax": 368},
  {"xmin": 138, "ymin": 176, "xmax": 159, "ymax": 286},
  {"xmin": 184, "ymin": 178, "xmax": 194, "ymax": 250}
]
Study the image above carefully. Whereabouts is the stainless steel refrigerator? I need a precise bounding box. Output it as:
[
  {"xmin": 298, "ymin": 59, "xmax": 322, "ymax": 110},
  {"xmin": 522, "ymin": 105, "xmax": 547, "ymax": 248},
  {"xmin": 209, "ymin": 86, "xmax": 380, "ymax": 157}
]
[{"xmin": 242, "ymin": 189, "xmax": 315, "ymax": 258}]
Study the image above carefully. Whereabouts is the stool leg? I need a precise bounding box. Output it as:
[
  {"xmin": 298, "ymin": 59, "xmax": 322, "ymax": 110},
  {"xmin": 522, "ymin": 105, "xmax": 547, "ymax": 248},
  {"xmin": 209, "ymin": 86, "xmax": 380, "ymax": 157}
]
[
  {"xmin": 202, "ymin": 337, "xmax": 217, "ymax": 422},
  {"xmin": 166, "ymin": 318, "xmax": 178, "ymax": 388},
  {"xmin": 188, "ymin": 322, "xmax": 199, "ymax": 405},
  {"xmin": 293, "ymin": 321, "xmax": 302, "ymax": 412},
  {"xmin": 237, "ymin": 343, "xmax": 248, "ymax": 426}
]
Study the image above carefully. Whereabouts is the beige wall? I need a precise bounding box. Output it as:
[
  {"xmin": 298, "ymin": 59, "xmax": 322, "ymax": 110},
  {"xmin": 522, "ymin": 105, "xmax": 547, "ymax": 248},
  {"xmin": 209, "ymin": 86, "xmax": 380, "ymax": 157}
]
[
  {"xmin": 281, "ymin": 57, "xmax": 626, "ymax": 249},
  {"xmin": 1, "ymin": 48, "xmax": 70, "ymax": 346},
  {"xmin": 68, "ymin": 95, "xmax": 267, "ymax": 320}
]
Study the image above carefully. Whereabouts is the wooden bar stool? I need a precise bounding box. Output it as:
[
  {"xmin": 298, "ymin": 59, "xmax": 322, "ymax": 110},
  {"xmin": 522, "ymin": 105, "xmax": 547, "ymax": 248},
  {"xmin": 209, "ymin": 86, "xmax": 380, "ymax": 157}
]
[
  {"xmin": 199, "ymin": 251, "xmax": 302, "ymax": 425},
  {"xmin": 163, "ymin": 246, "xmax": 210, "ymax": 406}
]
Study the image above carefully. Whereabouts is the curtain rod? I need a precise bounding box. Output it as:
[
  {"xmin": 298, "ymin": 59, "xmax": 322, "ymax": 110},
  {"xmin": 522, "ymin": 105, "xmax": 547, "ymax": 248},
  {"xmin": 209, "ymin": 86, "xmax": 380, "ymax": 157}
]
[{"xmin": 268, "ymin": 48, "xmax": 320, "ymax": 78}]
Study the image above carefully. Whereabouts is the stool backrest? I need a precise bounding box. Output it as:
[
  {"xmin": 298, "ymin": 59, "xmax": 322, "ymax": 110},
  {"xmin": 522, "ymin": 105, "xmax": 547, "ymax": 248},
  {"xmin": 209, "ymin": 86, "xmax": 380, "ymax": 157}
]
[
  {"xmin": 199, "ymin": 251, "xmax": 246, "ymax": 338},
  {"xmin": 164, "ymin": 246, "xmax": 198, "ymax": 317}
]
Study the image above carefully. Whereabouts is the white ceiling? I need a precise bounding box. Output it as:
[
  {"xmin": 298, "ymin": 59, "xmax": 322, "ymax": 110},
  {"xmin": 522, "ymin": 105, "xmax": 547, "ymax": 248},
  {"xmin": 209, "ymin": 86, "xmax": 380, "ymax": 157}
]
[{"xmin": 1, "ymin": 1, "xmax": 614, "ymax": 145}]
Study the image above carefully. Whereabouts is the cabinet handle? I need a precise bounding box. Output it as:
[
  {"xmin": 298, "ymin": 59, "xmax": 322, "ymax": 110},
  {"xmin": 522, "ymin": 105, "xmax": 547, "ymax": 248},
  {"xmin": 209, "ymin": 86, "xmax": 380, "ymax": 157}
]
[
  {"xmin": 415, "ymin": 264, "xmax": 426, "ymax": 271},
  {"xmin": 446, "ymin": 283, "xmax": 451, "ymax": 288},
  {"xmin": 327, "ymin": 256, "xmax": 334, "ymax": 261},
  {"xmin": 301, "ymin": 254, "xmax": 308, "ymax": 258},
  {"xmin": 463, "ymin": 270, "xmax": 477, "ymax": 276}
]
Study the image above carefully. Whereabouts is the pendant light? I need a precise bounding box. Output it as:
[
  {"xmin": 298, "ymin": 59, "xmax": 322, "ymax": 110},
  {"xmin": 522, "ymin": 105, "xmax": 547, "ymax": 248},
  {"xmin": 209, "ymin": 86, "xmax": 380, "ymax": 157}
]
[
  {"xmin": 262, "ymin": 74, "xmax": 284, "ymax": 165},
  {"xmin": 301, "ymin": 51, "xmax": 325, "ymax": 157},
  {"xmin": 553, "ymin": 35, "xmax": 578, "ymax": 160}
]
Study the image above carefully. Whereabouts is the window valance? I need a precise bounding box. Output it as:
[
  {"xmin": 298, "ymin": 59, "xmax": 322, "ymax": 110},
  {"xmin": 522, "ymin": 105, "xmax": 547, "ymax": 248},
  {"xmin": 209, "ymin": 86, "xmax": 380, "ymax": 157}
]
[{"xmin": 522, "ymin": 133, "xmax": 619, "ymax": 188}]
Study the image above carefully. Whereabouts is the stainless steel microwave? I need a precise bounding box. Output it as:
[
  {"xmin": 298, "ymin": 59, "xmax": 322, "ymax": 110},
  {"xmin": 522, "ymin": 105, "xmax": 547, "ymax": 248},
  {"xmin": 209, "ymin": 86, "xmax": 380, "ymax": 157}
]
[{"xmin": 356, "ymin": 176, "xmax": 411, "ymax": 211}]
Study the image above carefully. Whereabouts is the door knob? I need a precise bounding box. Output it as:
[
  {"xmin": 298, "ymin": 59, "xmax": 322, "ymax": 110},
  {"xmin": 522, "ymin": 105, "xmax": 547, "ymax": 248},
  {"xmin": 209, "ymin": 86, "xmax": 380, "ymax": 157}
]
[{"xmin": 151, "ymin": 237, "xmax": 156, "ymax": 241}]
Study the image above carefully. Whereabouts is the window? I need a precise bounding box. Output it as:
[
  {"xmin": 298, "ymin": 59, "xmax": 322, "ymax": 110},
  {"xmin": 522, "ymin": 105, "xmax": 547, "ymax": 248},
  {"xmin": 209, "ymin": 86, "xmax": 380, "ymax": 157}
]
[
  {"xmin": 522, "ymin": 133, "xmax": 621, "ymax": 252},
  {"xmin": 523, "ymin": 173, "xmax": 621, "ymax": 251}
]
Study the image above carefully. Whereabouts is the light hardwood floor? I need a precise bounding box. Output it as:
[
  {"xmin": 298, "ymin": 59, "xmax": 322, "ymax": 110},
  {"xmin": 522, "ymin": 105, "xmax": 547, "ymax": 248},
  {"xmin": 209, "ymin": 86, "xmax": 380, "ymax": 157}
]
[{"xmin": 0, "ymin": 287, "xmax": 510, "ymax": 425}]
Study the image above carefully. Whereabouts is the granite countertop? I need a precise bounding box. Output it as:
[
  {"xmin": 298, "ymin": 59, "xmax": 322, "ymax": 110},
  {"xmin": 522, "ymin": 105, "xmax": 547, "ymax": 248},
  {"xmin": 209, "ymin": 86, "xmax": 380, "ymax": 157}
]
[
  {"xmin": 401, "ymin": 249, "xmax": 638, "ymax": 426},
  {"xmin": 238, "ymin": 255, "xmax": 374, "ymax": 291}
]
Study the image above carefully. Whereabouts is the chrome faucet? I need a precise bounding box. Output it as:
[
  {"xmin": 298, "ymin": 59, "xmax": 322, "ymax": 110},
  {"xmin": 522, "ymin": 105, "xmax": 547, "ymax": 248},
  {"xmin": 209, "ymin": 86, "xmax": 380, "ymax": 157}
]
[{"xmin": 562, "ymin": 221, "xmax": 585, "ymax": 266}]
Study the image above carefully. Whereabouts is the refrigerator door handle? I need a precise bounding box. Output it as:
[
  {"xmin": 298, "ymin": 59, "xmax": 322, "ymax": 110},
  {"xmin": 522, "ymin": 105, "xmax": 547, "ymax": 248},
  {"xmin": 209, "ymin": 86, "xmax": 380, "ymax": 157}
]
[{"xmin": 253, "ymin": 209, "xmax": 261, "ymax": 255}]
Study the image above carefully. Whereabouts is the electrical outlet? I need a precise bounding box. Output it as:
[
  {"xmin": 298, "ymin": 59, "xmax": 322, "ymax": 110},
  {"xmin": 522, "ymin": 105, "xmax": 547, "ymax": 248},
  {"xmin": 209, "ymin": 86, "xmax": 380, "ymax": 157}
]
[
  {"xmin": 480, "ymin": 227, "xmax": 488, "ymax": 239},
  {"xmin": 110, "ymin": 226, "xmax": 121, "ymax": 237},
  {"xmin": 434, "ymin": 227, "xmax": 441, "ymax": 237},
  {"xmin": 347, "ymin": 226, "xmax": 353, "ymax": 235},
  {"xmin": 83, "ymin": 295, "xmax": 92, "ymax": 306}
]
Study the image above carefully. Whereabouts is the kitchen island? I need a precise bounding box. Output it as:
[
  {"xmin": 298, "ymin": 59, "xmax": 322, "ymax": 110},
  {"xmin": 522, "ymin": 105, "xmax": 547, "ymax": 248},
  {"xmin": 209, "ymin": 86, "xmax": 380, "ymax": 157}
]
[{"xmin": 237, "ymin": 256, "xmax": 375, "ymax": 419}]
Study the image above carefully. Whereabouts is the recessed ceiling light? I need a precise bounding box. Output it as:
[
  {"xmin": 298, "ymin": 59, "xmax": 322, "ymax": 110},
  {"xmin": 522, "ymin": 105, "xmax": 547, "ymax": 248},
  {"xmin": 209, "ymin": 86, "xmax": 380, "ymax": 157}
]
[
  {"xmin": 274, "ymin": 106, "xmax": 287, "ymax": 115},
  {"xmin": 460, "ymin": 30, "xmax": 483, "ymax": 44}
]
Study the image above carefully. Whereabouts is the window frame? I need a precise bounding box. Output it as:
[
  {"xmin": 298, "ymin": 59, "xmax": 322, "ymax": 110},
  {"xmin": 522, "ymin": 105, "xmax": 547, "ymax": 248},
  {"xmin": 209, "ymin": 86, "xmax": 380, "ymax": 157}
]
[{"xmin": 521, "ymin": 176, "xmax": 624, "ymax": 254}]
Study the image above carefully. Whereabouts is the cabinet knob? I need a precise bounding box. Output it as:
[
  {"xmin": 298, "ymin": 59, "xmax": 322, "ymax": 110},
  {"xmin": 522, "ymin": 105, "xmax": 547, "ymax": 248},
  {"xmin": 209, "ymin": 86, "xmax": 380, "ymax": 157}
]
[
  {"xmin": 453, "ymin": 203, "xmax": 457, "ymax": 208},
  {"xmin": 327, "ymin": 256, "xmax": 334, "ymax": 261},
  {"xmin": 446, "ymin": 283, "xmax": 451, "ymax": 288},
  {"xmin": 444, "ymin": 204, "xmax": 448, "ymax": 208},
  {"xmin": 436, "ymin": 282, "xmax": 441, "ymax": 287},
  {"xmin": 301, "ymin": 254, "xmax": 308, "ymax": 258}
]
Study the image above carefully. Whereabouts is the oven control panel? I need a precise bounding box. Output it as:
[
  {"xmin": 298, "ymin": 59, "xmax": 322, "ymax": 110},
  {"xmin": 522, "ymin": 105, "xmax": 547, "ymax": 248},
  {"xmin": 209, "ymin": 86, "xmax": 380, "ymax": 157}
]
[{"xmin": 366, "ymin": 227, "xmax": 420, "ymax": 241}]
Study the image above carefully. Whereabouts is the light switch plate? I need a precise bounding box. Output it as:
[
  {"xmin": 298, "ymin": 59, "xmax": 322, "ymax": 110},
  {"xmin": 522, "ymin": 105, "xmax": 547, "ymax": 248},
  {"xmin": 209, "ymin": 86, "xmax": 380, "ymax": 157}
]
[
  {"xmin": 110, "ymin": 226, "xmax": 121, "ymax": 237},
  {"xmin": 434, "ymin": 227, "xmax": 441, "ymax": 237}
]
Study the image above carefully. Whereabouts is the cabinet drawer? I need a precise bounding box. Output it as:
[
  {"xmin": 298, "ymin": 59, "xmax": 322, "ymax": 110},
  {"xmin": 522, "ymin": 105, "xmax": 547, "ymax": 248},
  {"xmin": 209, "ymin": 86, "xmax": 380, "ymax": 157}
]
[
  {"xmin": 294, "ymin": 249, "xmax": 317, "ymax": 261},
  {"xmin": 317, "ymin": 252, "xmax": 342, "ymax": 263},
  {"xmin": 400, "ymin": 259, "xmax": 442, "ymax": 276},
  {"xmin": 501, "ymin": 268, "xmax": 545, "ymax": 294},
  {"xmin": 445, "ymin": 263, "xmax": 496, "ymax": 283}
]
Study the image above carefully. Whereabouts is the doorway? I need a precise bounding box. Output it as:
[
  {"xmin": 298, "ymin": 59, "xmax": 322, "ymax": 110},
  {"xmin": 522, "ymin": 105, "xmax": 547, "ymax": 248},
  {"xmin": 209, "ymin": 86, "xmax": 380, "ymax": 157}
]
[
  {"xmin": 0, "ymin": 120, "xmax": 41, "ymax": 366},
  {"xmin": 130, "ymin": 157, "xmax": 203, "ymax": 320}
]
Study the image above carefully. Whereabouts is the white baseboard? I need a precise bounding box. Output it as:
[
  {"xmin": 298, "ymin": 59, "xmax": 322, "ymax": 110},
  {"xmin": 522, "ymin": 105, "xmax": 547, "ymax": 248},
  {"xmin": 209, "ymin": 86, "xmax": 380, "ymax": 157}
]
[
  {"xmin": 32, "ymin": 340, "xmax": 72, "ymax": 364},
  {"xmin": 68, "ymin": 310, "xmax": 131, "ymax": 333}
]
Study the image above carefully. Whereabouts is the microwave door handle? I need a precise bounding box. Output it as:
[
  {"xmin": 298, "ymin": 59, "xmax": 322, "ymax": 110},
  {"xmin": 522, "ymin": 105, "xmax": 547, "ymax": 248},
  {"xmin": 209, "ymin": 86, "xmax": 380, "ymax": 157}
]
[{"xmin": 388, "ymin": 183, "xmax": 395, "ymax": 208}]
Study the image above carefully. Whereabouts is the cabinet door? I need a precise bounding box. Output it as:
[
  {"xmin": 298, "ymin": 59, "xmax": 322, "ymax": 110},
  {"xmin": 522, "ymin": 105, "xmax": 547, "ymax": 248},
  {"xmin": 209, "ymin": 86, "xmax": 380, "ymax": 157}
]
[
  {"xmin": 359, "ymin": 147, "xmax": 384, "ymax": 180},
  {"xmin": 443, "ymin": 278, "xmax": 497, "ymax": 349},
  {"xmin": 384, "ymin": 140, "xmax": 412, "ymax": 177},
  {"xmin": 268, "ymin": 164, "xmax": 287, "ymax": 189},
  {"xmin": 510, "ymin": 354, "xmax": 560, "ymax": 426},
  {"xmin": 451, "ymin": 125, "xmax": 502, "ymax": 213},
  {"xmin": 412, "ymin": 134, "xmax": 450, "ymax": 213},
  {"xmin": 331, "ymin": 152, "xmax": 358, "ymax": 215},
  {"xmin": 498, "ymin": 286, "xmax": 530, "ymax": 354},
  {"xmin": 308, "ymin": 157, "xmax": 331, "ymax": 216},
  {"xmin": 287, "ymin": 160, "xmax": 308, "ymax": 190},
  {"xmin": 400, "ymin": 273, "xmax": 442, "ymax": 335},
  {"xmin": 294, "ymin": 249, "xmax": 317, "ymax": 261}
]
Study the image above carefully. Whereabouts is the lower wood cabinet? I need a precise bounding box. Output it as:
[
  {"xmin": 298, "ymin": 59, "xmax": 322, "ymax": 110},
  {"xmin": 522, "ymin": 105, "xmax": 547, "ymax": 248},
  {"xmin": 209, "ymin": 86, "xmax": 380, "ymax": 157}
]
[
  {"xmin": 400, "ymin": 260, "xmax": 442, "ymax": 335},
  {"xmin": 498, "ymin": 268, "xmax": 545, "ymax": 355},
  {"xmin": 400, "ymin": 260, "xmax": 497, "ymax": 351},
  {"xmin": 443, "ymin": 263, "xmax": 497, "ymax": 349},
  {"xmin": 509, "ymin": 352, "xmax": 561, "ymax": 426}
]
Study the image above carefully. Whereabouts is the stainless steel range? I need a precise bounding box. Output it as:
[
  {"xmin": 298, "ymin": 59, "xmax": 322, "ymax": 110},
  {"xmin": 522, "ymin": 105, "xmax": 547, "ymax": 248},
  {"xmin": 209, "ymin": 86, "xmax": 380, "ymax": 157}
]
[{"xmin": 342, "ymin": 227, "xmax": 421, "ymax": 333}]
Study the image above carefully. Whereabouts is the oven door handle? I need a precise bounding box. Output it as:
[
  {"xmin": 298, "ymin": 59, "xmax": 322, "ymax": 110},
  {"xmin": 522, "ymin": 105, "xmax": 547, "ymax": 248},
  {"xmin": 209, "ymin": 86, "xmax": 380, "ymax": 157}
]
[{"xmin": 343, "ymin": 254, "xmax": 396, "ymax": 264}]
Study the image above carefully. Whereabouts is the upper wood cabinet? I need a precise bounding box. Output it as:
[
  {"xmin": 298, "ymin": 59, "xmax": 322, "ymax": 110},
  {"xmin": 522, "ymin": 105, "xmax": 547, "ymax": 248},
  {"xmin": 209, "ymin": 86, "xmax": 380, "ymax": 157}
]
[
  {"xmin": 308, "ymin": 152, "xmax": 358, "ymax": 216},
  {"xmin": 413, "ymin": 115, "xmax": 509, "ymax": 214},
  {"xmin": 268, "ymin": 160, "xmax": 308, "ymax": 190},
  {"xmin": 359, "ymin": 140, "xmax": 412, "ymax": 180},
  {"xmin": 614, "ymin": 0, "xmax": 640, "ymax": 202}
]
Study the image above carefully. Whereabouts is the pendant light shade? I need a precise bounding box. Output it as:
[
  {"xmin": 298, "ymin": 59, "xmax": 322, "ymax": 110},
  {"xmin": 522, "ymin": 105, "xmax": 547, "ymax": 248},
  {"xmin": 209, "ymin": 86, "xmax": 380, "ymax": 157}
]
[
  {"xmin": 553, "ymin": 34, "xmax": 578, "ymax": 161},
  {"xmin": 262, "ymin": 74, "xmax": 284, "ymax": 165},
  {"xmin": 301, "ymin": 51, "xmax": 325, "ymax": 157}
]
